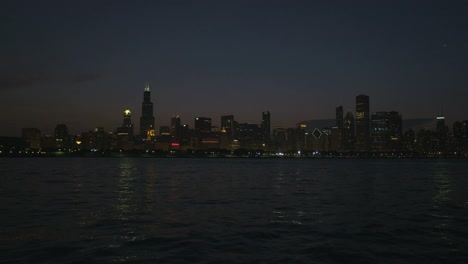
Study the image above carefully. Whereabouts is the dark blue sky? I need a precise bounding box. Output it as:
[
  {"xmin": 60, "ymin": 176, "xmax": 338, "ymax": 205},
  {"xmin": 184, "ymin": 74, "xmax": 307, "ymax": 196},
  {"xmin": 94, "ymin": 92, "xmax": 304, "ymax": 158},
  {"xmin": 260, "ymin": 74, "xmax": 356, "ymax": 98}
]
[{"xmin": 1, "ymin": 0, "xmax": 467, "ymax": 136}]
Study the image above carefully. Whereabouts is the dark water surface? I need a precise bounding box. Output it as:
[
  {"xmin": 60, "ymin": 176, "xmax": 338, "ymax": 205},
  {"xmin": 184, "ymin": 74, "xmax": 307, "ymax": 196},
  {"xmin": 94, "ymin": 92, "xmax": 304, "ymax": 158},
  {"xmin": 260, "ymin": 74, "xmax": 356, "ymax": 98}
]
[{"xmin": 1, "ymin": 158, "xmax": 468, "ymax": 263}]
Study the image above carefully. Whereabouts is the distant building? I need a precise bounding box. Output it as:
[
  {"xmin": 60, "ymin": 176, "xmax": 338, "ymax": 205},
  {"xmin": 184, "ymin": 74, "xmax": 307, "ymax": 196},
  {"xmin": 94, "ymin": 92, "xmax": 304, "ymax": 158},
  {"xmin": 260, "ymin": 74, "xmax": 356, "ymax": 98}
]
[
  {"xmin": 335, "ymin": 105, "xmax": 344, "ymax": 150},
  {"xmin": 0, "ymin": 137, "xmax": 27, "ymax": 155},
  {"xmin": 22, "ymin": 128, "xmax": 41, "ymax": 149},
  {"xmin": 117, "ymin": 110, "xmax": 134, "ymax": 138},
  {"xmin": 435, "ymin": 116, "xmax": 448, "ymax": 153},
  {"xmin": 329, "ymin": 127, "xmax": 342, "ymax": 151},
  {"xmin": 453, "ymin": 120, "xmax": 468, "ymax": 153},
  {"xmin": 82, "ymin": 127, "xmax": 113, "ymax": 151},
  {"xmin": 403, "ymin": 128, "xmax": 415, "ymax": 152},
  {"xmin": 237, "ymin": 123, "xmax": 262, "ymax": 150},
  {"xmin": 170, "ymin": 115, "xmax": 181, "ymax": 139},
  {"xmin": 195, "ymin": 117, "xmax": 212, "ymax": 133},
  {"xmin": 55, "ymin": 124, "xmax": 69, "ymax": 149},
  {"xmin": 261, "ymin": 111, "xmax": 271, "ymax": 140},
  {"xmin": 194, "ymin": 117, "xmax": 212, "ymax": 149},
  {"xmin": 273, "ymin": 126, "xmax": 287, "ymax": 152},
  {"xmin": 159, "ymin": 126, "xmax": 170, "ymax": 136},
  {"xmin": 179, "ymin": 124, "xmax": 191, "ymax": 147},
  {"xmin": 388, "ymin": 111, "xmax": 402, "ymax": 151},
  {"xmin": 356, "ymin": 95, "xmax": 370, "ymax": 151},
  {"xmin": 336, "ymin": 106, "xmax": 344, "ymax": 129},
  {"xmin": 140, "ymin": 83, "xmax": 155, "ymax": 138},
  {"xmin": 370, "ymin": 111, "xmax": 402, "ymax": 152},
  {"xmin": 342, "ymin": 110, "xmax": 355, "ymax": 151}
]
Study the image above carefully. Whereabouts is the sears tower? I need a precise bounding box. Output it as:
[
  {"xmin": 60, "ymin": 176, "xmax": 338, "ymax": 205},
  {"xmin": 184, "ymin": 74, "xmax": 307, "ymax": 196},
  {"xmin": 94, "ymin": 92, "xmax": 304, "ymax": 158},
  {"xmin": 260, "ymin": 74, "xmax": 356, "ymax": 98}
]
[{"xmin": 140, "ymin": 83, "xmax": 155, "ymax": 138}]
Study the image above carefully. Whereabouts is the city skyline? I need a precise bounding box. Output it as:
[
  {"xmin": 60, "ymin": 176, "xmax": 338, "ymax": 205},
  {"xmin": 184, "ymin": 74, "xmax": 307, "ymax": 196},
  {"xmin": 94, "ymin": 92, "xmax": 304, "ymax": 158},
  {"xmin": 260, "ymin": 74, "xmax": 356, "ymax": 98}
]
[
  {"xmin": 0, "ymin": 84, "xmax": 458, "ymax": 137},
  {"xmin": 1, "ymin": 1, "xmax": 468, "ymax": 136},
  {"xmin": 4, "ymin": 88, "xmax": 467, "ymax": 157},
  {"xmin": 0, "ymin": 84, "xmax": 462, "ymax": 137}
]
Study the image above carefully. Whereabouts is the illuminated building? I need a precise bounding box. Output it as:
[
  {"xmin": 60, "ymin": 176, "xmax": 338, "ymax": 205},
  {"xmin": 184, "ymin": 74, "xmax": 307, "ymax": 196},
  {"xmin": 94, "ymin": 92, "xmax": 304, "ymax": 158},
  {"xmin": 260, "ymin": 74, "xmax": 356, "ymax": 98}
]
[
  {"xmin": 194, "ymin": 117, "xmax": 212, "ymax": 149},
  {"xmin": 221, "ymin": 115, "xmax": 235, "ymax": 141},
  {"xmin": 335, "ymin": 105, "xmax": 344, "ymax": 150},
  {"xmin": 452, "ymin": 121, "xmax": 465, "ymax": 153},
  {"xmin": 179, "ymin": 124, "xmax": 191, "ymax": 147},
  {"xmin": 195, "ymin": 117, "xmax": 211, "ymax": 132},
  {"xmin": 159, "ymin": 126, "xmax": 170, "ymax": 136},
  {"xmin": 170, "ymin": 115, "xmax": 181, "ymax": 138},
  {"xmin": 296, "ymin": 123, "xmax": 307, "ymax": 150},
  {"xmin": 117, "ymin": 110, "xmax": 134, "ymax": 138},
  {"xmin": 356, "ymin": 94, "xmax": 370, "ymax": 151},
  {"xmin": 329, "ymin": 126, "xmax": 342, "ymax": 151},
  {"xmin": 22, "ymin": 128, "xmax": 41, "ymax": 149},
  {"xmin": 336, "ymin": 106, "xmax": 343, "ymax": 129},
  {"xmin": 55, "ymin": 124, "xmax": 69, "ymax": 149},
  {"xmin": 388, "ymin": 111, "xmax": 402, "ymax": 150},
  {"xmin": 219, "ymin": 128, "xmax": 230, "ymax": 149},
  {"xmin": 370, "ymin": 111, "xmax": 402, "ymax": 152},
  {"xmin": 82, "ymin": 127, "xmax": 112, "ymax": 151},
  {"xmin": 236, "ymin": 123, "xmax": 262, "ymax": 150},
  {"xmin": 403, "ymin": 128, "xmax": 415, "ymax": 152},
  {"xmin": 139, "ymin": 83, "xmax": 155, "ymax": 138},
  {"xmin": 342, "ymin": 110, "xmax": 355, "ymax": 151},
  {"xmin": 435, "ymin": 115, "xmax": 448, "ymax": 153},
  {"xmin": 261, "ymin": 111, "xmax": 271, "ymax": 140},
  {"xmin": 273, "ymin": 126, "xmax": 287, "ymax": 152}
]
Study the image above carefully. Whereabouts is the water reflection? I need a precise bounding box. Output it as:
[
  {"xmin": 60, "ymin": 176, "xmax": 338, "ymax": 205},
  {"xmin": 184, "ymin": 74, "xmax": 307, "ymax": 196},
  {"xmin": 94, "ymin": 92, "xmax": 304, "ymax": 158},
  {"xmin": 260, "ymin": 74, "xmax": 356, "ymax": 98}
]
[
  {"xmin": 116, "ymin": 158, "xmax": 137, "ymax": 220},
  {"xmin": 113, "ymin": 158, "xmax": 138, "ymax": 262},
  {"xmin": 271, "ymin": 168, "xmax": 310, "ymax": 225},
  {"xmin": 431, "ymin": 161, "xmax": 454, "ymax": 249},
  {"xmin": 143, "ymin": 162, "xmax": 157, "ymax": 214},
  {"xmin": 432, "ymin": 162, "xmax": 452, "ymax": 206}
]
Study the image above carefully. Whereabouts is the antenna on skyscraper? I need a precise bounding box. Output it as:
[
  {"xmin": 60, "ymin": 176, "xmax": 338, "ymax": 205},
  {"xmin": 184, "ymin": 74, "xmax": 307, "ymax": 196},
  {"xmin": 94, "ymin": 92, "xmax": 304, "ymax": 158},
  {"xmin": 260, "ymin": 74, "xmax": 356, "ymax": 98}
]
[{"xmin": 145, "ymin": 82, "xmax": 150, "ymax": 92}]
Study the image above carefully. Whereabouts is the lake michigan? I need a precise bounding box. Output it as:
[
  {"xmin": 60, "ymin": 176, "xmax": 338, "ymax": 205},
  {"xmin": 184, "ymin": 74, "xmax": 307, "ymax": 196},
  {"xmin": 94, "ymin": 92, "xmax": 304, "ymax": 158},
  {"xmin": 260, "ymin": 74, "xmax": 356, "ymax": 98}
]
[{"xmin": 1, "ymin": 158, "xmax": 467, "ymax": 263}]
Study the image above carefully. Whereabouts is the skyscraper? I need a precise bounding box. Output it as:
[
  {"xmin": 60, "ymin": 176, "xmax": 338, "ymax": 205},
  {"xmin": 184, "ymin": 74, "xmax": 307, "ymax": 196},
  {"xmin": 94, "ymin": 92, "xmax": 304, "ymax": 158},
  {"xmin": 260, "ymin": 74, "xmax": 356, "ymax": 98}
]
[
  {"xmin": 118, "ymin": 109, "xmax": 134, "ymax": 138},
  {"xmin": 55, "ymin": 124, "xmax": 69, "ymax": 149},
  {"xmin": 388, "ymin": 111, "xmax": 402, "ymax": 151},
  {"xmin": 342, "ymin": 110, "xmax": 355, "ymax": 151},
  {"xmin": 170, "ymin": 115, "xmax": 181, "ymax": 138},
  {"xmin": 221, "ymin": 115, "xmax": 235, "ymax": 141},
  {"xmin": 435, "ymin": 115, "xmax": 448, "ymax": 153},
  {"xmin": 22, "ymin": 128, "xmax": 41, "ymax": 149},
  {"xmin": 356, "ymin": 94, "xmax": 370, "ymax": 151},
  {"xmin": 195, "ymin": 117, "xmax": 212, "ymax": 132},
  {"xmin": 139, "ymin": 83, "xmax": 155, "ymax": 138},
  {"xmin": 336, "ymin": 106, "xmax": 344, "ymax": 129},
  {"xmin": 261, "ymin": 111, "xmax": 271, "ymax": 140}
]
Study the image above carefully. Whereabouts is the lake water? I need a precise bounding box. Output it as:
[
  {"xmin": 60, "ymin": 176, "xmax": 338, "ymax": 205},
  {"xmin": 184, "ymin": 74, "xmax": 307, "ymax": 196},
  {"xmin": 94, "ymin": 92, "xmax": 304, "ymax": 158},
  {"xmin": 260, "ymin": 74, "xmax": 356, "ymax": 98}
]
[{"xmin": 1, "ymin": 158, "xmax": 467, "ymax": 263}]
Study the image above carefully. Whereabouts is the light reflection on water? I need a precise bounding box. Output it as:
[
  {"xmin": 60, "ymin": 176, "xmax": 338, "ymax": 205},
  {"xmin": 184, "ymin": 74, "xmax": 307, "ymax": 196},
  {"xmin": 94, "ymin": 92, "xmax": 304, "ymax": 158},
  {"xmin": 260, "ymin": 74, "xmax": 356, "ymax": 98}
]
[
  {"xmin": 431, "ymin": 161, "xmax": 456, "ymax": 251},
  {"xmin": 116, "ymin": 158, "xmax": 136, "ymax": 218},
  {"xmin": 1, "ymin": 158, "xmax": 468, "ymax": 263},
  {"xmin": 432, "ymin": 162, "xmax": 453, "ymax": 206}
]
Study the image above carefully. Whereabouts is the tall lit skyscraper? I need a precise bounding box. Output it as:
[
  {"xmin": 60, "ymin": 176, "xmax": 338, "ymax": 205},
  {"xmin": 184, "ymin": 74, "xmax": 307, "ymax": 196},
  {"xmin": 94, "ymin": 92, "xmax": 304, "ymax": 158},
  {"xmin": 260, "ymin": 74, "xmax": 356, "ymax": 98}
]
[
  {"xmin": 435, "ymin": 115, "xmax": 448, "ymax": 152},
  {"xmin": 170, "ymin": 115, "xmax": 181, "ymax": 138},
  {"xmin": 55, "ymin": 124, "xmax": 69, "ymax": 149},
  {"xmin": 221, "ymin": 115, "xmax": 235, "ymax": 141},
  {"xmin": 356, "ymin": 94, "xmax": 370, "ymax": 151},
  {"xmin": 336, "ymin": 106, "xmax": 343, "ymax": 129},
  {"xmin": 261, "ymin": 111, "xmax": 271, "ymax": 139},
  {"xmin": 118, "ymin": 110, "xmax": 134, "ymax": 138},
  {"xmin": 22, "ymin": 128, "xmax": 41, "ymax": 149},
  {"xmin": 370, "ymin": 111, "xmax": 402, "ymax": 152},
  {"xmin": 342, "ymin": 110, "xmax": 355, "ymax": 151},
  {"xmin": 139, "ymin": 83, "xmax": 155, "ymax": 138}
]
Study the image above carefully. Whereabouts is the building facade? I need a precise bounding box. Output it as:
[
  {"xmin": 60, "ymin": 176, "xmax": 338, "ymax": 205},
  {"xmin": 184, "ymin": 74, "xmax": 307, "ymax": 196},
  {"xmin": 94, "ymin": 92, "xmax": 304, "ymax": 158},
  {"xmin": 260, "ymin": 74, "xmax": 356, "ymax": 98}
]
[
  {"xmin": 356, "ymin": 94, "xmax": 370, "ymax": 151},
  {"xmin": 139, "ymin": 83, "xmax": 155, "ymax": 138}
]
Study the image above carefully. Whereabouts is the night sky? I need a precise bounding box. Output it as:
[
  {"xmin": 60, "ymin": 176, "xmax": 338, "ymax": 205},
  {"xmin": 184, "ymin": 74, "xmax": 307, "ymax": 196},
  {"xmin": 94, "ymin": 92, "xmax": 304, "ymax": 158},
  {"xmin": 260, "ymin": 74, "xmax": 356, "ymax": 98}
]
[{"xmin": 1, "ymin": 0, "xmax": 467, "ymax": 136}]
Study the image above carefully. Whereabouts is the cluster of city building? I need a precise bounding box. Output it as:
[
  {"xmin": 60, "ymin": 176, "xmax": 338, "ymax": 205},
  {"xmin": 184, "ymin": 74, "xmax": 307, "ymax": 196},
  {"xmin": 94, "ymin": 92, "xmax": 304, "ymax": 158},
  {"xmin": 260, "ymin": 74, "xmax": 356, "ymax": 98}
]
[{"xmin": 1, "ymin": 84, "xmax": 467, "ymax": 157}]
